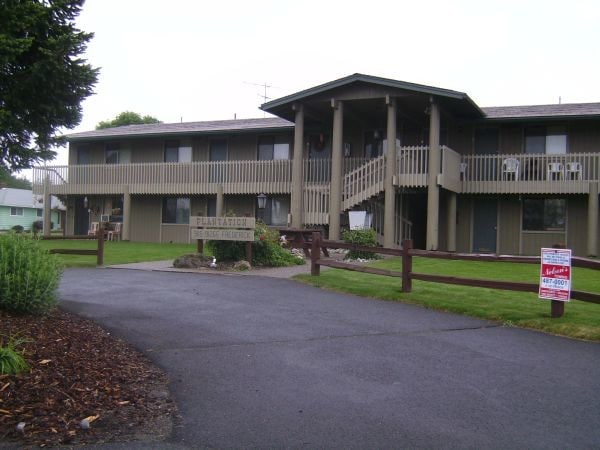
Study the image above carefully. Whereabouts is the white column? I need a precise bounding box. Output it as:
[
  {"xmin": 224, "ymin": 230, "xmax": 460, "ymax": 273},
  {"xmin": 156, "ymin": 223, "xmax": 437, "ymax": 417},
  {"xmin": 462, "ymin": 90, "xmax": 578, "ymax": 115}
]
[
  {"xmin": 447, "ymin": 192, "xmax": 457, "ymax": 252},
  {"xmin": 588, "ymin": 181, "xmax": 599, "ymax": 256},
  {"xmin": 384, "ymin": 96, "xmax": 397, "ymax": 248},
  {"xmin": 426, "ymin": 98, "xmax": 441, "ymax": 250},
  {"xmin": 291, "ymin": 104, "xmax": 304, "ymax": 228},
  {"xmin": 122, "ymin": 186, "xmax": 131, "ymax": 241},
  {"xmin": 329, "ymin": 99, "xmax": 344, "ymax": 240},
  {"xmin": 216, "ymin": 184, "xmax": 224, "ymax": 217}
]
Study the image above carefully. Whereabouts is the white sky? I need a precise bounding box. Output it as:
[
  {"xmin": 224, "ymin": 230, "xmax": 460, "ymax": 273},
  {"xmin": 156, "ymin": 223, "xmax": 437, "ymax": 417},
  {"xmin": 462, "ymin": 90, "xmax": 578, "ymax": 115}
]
[{"xmin": 48, "ymin": 0, "xmax": 600, "ymax": 166}]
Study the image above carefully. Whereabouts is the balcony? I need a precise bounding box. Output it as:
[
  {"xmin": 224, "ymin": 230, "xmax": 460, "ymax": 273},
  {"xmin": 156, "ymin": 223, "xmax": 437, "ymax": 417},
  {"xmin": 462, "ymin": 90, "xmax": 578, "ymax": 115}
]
[{"xmin": 461, "ymin": 153, "xmax": 600, "ymax": 194}]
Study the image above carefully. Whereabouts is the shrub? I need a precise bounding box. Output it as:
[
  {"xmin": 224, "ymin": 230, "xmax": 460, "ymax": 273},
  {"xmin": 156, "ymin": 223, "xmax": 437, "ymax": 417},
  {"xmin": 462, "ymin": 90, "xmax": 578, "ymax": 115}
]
[
  {"xmin": 0, "ymin": 233, "xmax": 62, "ymax": 314},
  {"xmin": 207, "ymin": 220, "xmax": 304, "ymax": 267},
  {"xmin": 0, "ymin": 335, "xmax": 30, "ymax": 375},
  {"xmin": 11, "ymin": 225, "xmax": 24, "ymax": 233},
  {"xmin": 342, "ymin": 228, "xmax": 380, "ymax": 260},
  {"xmin": 32, "ymin": 220, "xmax": 53, "ymax": 234}
]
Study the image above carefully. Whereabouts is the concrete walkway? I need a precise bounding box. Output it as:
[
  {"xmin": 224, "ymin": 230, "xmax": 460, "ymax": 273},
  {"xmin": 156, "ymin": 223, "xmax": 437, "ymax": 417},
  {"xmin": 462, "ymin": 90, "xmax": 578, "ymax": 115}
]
[{"xmin": 58, "ymin": 268, "xmax": 600, "ymax": 449}]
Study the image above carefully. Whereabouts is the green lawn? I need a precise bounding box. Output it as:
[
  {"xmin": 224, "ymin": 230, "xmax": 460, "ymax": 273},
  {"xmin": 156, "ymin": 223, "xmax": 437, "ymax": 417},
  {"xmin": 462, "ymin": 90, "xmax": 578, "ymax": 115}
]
[
  {"xmin": 38, "ymin": 240, "xmax": 197, "ymax": 268},
  {"xmin": 295, "ymin": 257, "xmax": 600, "ymax": 341}
]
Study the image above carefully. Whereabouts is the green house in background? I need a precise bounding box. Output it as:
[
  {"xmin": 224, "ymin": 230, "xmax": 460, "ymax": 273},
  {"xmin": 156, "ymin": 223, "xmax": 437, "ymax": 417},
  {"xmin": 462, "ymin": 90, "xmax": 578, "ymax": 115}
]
[{"xmin": 0, "ymin": 188, "xmax": 64, "ymax": 231}]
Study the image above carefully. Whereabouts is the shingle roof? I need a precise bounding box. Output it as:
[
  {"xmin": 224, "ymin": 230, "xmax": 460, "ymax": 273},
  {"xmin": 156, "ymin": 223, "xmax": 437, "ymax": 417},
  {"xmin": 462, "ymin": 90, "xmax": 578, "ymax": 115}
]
[
  {"xmin": 482, "ymin": 103, "xmax": 600, "ymax": 120},
  {"xmin": 67, "ymin": 117, "xmax": 294, "ymax": 141},
  {"xmin": 0, "ymin": 188, "xmax": 64, "ymax": 210}
]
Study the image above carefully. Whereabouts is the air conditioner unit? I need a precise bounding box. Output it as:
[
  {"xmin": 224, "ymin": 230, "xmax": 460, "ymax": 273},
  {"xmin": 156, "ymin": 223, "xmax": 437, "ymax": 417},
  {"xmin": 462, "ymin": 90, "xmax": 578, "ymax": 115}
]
[{"xmin": 100, "ymin": 214, "xmax": 111, "ymax": 222}]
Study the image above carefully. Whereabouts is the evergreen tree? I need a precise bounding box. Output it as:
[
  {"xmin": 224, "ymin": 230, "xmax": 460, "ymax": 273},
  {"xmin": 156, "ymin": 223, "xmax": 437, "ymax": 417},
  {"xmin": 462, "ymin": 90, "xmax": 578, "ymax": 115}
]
[{"xmin": 0, "ymin": 0, "xmax": 98, "ymax": 171}]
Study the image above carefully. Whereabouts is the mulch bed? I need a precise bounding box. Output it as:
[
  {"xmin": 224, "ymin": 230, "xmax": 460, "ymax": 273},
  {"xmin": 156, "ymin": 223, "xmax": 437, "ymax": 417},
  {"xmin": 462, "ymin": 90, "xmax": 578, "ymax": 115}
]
[{"xmin": 0, "ymin": 308, "xmax": 177, "ymax": 447}]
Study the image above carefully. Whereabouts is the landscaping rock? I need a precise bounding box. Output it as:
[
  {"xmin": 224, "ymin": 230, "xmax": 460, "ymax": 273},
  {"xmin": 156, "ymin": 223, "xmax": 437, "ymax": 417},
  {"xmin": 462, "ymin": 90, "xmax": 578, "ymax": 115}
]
[
  {"xmin": 173, "ymin": 253, "xmax": 214, "ymax": 269},
  {"xmin": 233, "ymin": 260, "xmax": 251, "ymax": 271}
]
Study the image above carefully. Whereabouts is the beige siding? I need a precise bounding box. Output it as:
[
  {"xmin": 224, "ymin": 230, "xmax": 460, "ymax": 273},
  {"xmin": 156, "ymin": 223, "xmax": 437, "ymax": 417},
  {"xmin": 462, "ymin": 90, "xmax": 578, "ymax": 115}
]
[
  {"xmin": 497, "ymin": 197, "xmax": 521, "ymax": 255},
  {"xmin": 191, "ymin": 197, "xmax": 208, "ymax": 217},
  {"xmin": 521, "ymin": 232, "xmax": 565, "ymax": 255},
  {"xmin": 567, "ymin": 196, "xmax": 588, "ymax": 256},
  {"xmin": 228, "ymin": 134, "xmax": 256, "ymax": 160},
  {"xmin": 438, "ymin": 192, "xmax": 449, "ymax": 251},
  {"xmin": 161, "ymin": 224, "xmax": 190, "ymax": 244},
  {"xmin": 447, "ymin": 124, "xmax": 473, "ymax": 155},
  {"xmin": 568, "ymin": 122, "xmax": 600, "ymax": 153},
  {"xmin": 130, "ymin": 195, "xmax": 161, "ymax": 242},
  {"xmin": 456, "ymin": 197, "xmax": 471, "ymax": 252},
  {"xmin": 131, "ymin": 139, "xmax": 163, "ymax": 163},
  {"xmin": 499, "ymin": 124, "xmax": 522, "ymax": 154}
]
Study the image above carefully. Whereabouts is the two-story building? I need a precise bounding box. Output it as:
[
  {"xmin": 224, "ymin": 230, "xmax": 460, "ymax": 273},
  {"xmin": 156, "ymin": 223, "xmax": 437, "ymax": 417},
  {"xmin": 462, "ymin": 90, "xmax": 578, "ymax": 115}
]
[{"xmin": 34, "ymin": 74, "xmax": 599, "ymax": 256}]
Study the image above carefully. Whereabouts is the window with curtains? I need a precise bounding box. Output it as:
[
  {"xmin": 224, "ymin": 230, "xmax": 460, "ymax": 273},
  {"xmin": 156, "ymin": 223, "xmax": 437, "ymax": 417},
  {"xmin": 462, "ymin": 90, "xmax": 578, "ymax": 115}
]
[
  {"xmin": 523, "ymin": 198, "xmax": 566, "ymax": 231},
  {"xmin": 162, "ymin": 198, "xmax": 190, "ymax": 224}
]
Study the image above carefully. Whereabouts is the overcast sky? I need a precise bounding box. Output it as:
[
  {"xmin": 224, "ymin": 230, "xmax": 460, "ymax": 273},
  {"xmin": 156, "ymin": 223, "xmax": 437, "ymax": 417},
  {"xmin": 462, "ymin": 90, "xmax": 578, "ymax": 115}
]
[{"xmin": 49, "ymin": 0, "xmax": 600, "ymax": 165}]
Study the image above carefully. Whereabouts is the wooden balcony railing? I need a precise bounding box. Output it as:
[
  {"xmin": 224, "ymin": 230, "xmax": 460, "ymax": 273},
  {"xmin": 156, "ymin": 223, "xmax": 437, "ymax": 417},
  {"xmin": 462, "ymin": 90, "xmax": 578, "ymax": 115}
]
[
  {"xmin": 461, "ymin": 152, "xmax": 600, "ymax": 194},
  {"xmin": 33, "ymin": 160, "xmax": 294, "ymax": 195}
]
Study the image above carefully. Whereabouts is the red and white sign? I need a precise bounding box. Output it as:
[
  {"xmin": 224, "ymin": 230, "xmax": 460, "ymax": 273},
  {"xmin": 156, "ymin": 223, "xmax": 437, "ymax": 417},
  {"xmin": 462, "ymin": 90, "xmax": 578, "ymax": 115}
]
[{"xmin": 539, "ymin": 248, "xmax": 572, "ymax": 302}]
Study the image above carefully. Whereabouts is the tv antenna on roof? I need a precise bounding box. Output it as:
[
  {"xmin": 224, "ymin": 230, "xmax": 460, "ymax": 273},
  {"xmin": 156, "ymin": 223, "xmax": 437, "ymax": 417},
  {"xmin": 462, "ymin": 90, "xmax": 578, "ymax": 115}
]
[{"xmin": 245, "ymin": 81, "xmax": 279, "ymax": 117}]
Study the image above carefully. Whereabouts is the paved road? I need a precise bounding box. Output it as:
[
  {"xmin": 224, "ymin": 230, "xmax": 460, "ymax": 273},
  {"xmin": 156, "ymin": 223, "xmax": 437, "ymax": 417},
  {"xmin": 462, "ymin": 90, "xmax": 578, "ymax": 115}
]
[{"xmin": 59, "ymin": 269, "xmax": 600, "ymax": 449}]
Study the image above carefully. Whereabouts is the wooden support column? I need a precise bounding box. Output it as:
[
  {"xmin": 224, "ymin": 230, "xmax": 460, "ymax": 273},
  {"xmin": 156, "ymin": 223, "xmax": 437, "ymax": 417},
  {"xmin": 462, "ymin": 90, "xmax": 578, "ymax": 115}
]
[
  {"xmin": 588, "ymin": 181, "xmax": 599, "ymax": 257},
  {"xmin": 447, "ymin": 191, "xmax": 457, "ymax": 252},
  {"xmin": 43, "ymin": 175, "xmax": 51, "ymax": 237},
  {"xmin": 329, "ymin": 99, "xmax": 344, "ymax": 240},
  {"xmin": 384, "ymin": 96, "xmax": 397, "ymax": 248},
  {"xmin": 122, "ymin": 186, "xmax": 131, "ymax": 241},
  {"xmin": 426, "ymin": 98, "xmax": 441, "ymax": 250},
  {"xmin": 291, "ymin": 103, "xmax": 304, "ymax": 228},
  {"xmin": 216, "ymin": 184, "xmax": 224, "ymax": 217}
]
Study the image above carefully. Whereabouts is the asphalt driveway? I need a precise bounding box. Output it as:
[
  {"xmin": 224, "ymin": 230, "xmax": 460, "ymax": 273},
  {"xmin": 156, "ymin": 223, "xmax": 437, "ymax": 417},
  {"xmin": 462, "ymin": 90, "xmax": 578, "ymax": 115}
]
[{"xmin": 59, "ymin": 269, "xmax": 600, "ymax": 449}]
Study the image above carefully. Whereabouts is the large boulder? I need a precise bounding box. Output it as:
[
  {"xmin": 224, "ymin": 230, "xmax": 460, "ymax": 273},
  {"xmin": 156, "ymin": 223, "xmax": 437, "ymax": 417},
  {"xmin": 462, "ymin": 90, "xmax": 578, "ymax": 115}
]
[{"xmin": 173, "ymin": 254, "xmax": 214, "ymax": 269}]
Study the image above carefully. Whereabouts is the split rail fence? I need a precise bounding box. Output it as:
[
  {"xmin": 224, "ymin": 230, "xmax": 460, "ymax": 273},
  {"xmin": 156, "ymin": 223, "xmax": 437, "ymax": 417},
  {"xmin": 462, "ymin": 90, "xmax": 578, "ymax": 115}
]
[
  {"xmin": 307, "ymin": 234, "xmax": 600, "ymax": 318},
  {"xmin": 41, "ymin": 224, "xmax": 105, "ymax": 266}
]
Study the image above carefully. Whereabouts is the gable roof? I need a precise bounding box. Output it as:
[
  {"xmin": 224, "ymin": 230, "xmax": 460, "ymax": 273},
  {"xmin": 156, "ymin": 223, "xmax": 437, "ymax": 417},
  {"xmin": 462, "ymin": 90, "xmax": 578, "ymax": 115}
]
[
  {"xmin": 261, "ymin": 73, "xmax": 484, "ymax": 118},
  {"xmin": 0, "ymin": 188, "xmax": 64, "ymax": 210},
  {"xmin": 481, "ymin": 103, "xmax": 600, "ymax": 121},
  {"xmin": 67, "ymin": 117, "xmax": 294, "ymax": 142}
]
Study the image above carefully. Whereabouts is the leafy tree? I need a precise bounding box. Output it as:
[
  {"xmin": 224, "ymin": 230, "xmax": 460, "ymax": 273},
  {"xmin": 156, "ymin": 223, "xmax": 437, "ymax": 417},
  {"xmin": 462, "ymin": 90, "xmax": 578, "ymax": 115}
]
[
  {"xmin": 0, "ymin": 0, "xmax": 98, "ymax": 172},
  {"xmin": 0, "ymin": 168, "xmax": 32, "ymax": 189},
  {"xmin": 96, "ymin": 111, "xmax": 161, "ymax": 129}
]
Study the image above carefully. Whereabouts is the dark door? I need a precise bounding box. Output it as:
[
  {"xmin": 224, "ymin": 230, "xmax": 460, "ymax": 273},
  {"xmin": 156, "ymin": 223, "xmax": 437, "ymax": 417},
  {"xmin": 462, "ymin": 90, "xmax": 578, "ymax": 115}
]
[
  {"xmin": 74, "ymin": 197, "xmax": 89, "ymax": 235},
  {"xmin": 472, "ymin": 199, "xmax": 497, "ymax": 253}
]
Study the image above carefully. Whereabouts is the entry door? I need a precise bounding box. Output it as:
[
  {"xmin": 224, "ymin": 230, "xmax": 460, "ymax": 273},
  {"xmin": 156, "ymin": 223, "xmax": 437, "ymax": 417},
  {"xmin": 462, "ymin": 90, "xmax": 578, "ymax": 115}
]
[
  {"xmin": 472, "ymin": 199, "xmax": 497, "ymax": 253},
  {"xmin": 74, "ymin": 197, "xmax": 89, "ymax": 235}
]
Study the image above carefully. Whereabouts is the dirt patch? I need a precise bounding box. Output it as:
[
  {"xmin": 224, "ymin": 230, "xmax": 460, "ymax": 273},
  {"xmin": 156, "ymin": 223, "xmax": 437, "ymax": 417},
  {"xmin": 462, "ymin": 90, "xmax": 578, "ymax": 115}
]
[{"xmin": 0, "ymin": 308, "xmax": 177, "ymax": 447}]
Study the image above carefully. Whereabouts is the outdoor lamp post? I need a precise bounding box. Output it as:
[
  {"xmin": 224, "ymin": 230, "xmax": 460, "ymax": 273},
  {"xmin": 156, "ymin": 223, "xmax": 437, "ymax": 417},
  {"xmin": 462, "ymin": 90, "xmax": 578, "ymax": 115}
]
[{"xmin": 257, "ymin": 193, "xmax": 267, "ymax": 222}]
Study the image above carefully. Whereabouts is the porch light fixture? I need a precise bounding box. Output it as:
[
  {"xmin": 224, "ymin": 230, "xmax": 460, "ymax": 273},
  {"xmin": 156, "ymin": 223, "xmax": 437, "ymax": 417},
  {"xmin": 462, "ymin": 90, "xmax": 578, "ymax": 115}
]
[
  {"xmin": 83, "ymin": 196, "xmax": 88, "ymax": 209},
  {"xmin": 257, "ymin": 193, "xmax": 267, "ymax": 210}
]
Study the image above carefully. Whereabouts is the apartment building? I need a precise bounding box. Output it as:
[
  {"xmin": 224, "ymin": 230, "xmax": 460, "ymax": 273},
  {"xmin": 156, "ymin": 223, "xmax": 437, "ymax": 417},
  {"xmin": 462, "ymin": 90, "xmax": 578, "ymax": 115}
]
[{"xmin": 33, "ymin": 74, "xmax": 600, "ymax": 256}]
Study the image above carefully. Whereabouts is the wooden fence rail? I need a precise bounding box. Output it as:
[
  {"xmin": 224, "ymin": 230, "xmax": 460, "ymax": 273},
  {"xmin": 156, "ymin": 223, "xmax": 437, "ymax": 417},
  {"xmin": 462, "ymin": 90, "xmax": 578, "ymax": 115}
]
[
  {"xmin": 41, "ymin": 224, "xmax": 105, "ymax": 266},
  {"xmin": 308, "ymin": 233, "xmax": 600, "ymax": 318}
]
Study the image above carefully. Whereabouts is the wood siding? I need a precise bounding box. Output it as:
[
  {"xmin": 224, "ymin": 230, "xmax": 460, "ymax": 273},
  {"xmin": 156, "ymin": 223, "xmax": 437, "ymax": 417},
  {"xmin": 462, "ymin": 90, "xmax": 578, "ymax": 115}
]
[
  {"xmin": 521, "ymin": 232, "xmax": 565, "ymax": 255},
  {"xmin": 456, "ymin": 197, "xmax": 472, "ymax": 253},
  {"xmin": 130, "ymin": 196, "xmax": 161, "ymax": 242},
  {"xmin": 161, "ymin": 224, "xmax": 190, "ymax": 244},
  {"xmin": 497, "ymin": 198, "xmax": 521, "ymax": 255},
  {"xmin": 567, "ymin": 196, "xmax": 588, "ymax": 256}
]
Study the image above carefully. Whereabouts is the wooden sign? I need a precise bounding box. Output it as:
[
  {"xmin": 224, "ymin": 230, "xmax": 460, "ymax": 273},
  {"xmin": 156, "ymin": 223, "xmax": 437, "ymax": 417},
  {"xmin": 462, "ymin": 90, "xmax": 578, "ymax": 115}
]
[
  {"xmin": 191, "ymin": 228, "xmax": 254, "ymax": 242},
  {"xmin": 539, "ymin": 248, "xmax": 572, "ymax": 302},
  {"xmin": 190, "ymin": 216, "xmax": 255, "ymax": 229}
]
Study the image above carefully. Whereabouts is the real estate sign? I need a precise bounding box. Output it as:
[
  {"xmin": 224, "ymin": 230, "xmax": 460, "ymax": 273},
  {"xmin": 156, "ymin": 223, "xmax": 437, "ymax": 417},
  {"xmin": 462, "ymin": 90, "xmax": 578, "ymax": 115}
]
[{"xmin": 539, "ymin": 248, "xmax": 572, "ymax": 302}]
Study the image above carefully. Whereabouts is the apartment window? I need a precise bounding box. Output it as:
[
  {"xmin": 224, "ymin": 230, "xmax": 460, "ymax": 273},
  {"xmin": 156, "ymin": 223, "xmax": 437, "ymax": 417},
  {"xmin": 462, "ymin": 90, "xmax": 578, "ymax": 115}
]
[
  {"xmin": 37, "ymin": 209, "xmax": 43, "ymax": 217},
  {"xmin": 164, "ymin": 140, "xmax": 192, "ymax": 162},
  {"xmin": 162, "ymin": 197, "xmax": 190, "ymax": 224},
  {"xmin": 258, "ymin": 136, "xmax": 290, "ymax": 160},
  {"xmin": 474, "ymin": 128, "xmax": 499, "ymax": 155},
  {"xmin": 207, "ymin": 197, "xmax": 217, "ymax": 217},
  {"xmin": 525, "ymin": 126, "xmax": 567, "ymax": 154},
  {"xmin": 364, "ymin": 130, "xmax": 385, "ymax": 158},
  {"xmin": 105, "ymin": 143, "xmax": 131, "ymax": 164},
  {"xmin": 258, "ymin": 196, "xmax": 290, "ymax": 226},
  {"xmin": 10, "ymin": 207, "xmax": 24, "ymax": 216},
  {"xmin": 523, "ymin": 198, "xmax": 566, "ymax": 231},
  {"xmin": 77, "ymin": 146, "xmax": 91, "ymax": 164}
]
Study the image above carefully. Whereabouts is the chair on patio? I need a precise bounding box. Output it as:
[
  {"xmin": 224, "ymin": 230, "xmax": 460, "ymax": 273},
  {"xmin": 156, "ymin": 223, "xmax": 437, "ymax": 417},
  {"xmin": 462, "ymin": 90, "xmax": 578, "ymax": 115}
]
[
  {"xmin": 88, "ymin": 222, "xmax": 99, "ymax": 236},
  {"xmin": 502, "ymin": 158, "xmax": 520, "ymax": 180},
  {"xmin": 566, "ymin": 161, "xmax": 582, "ymax": 180},
  {"xmin": 107, "ymin": 222, "xmax": 122, "ymax": 241},
  {"xmin": 547, "ymin": 162, "xmax": 564, "ymax": 181}
]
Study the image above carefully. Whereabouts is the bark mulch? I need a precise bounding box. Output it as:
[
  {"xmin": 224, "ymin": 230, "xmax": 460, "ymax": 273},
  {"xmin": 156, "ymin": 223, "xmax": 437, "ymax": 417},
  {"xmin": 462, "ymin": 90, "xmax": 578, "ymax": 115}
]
[{"xmin": 0, "ymin": 308, "xmax": 177, "ymax": 447}]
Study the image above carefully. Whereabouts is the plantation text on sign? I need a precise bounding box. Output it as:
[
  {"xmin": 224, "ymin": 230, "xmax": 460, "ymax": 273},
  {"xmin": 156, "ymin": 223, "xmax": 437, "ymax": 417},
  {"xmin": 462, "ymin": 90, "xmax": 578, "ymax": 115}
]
[
  {"xmin": 190, "ymin": 216, "xmax": 255, "ymax": 229},
  {"xmin": 539, "ymin": 248, "xmax": 572, "ymax": 302},
  {"xmin": 190, "ymin": 228, "xmax": 254, "ymax": 242}
]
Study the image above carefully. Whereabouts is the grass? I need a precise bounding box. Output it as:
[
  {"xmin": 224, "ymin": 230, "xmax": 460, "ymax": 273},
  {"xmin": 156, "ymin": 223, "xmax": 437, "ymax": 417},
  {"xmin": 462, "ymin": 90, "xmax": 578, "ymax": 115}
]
[
  {"xmin": 37, "ymin": 240, "xmax": 197, "ymax": 268},
  {"xmin": 295, "ymin": 257, "xmax": 600, "ymax": 341}
]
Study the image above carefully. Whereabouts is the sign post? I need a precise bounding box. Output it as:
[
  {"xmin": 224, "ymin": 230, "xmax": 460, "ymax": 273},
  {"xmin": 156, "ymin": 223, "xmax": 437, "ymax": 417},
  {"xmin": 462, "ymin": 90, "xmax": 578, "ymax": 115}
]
[
  {"xmin": 539, "ymin": 247, "xmax": 572, "ymax": 318},
  {"xmin": 190, "ymin": 216, "xmax": 255, "ymax": 263}
]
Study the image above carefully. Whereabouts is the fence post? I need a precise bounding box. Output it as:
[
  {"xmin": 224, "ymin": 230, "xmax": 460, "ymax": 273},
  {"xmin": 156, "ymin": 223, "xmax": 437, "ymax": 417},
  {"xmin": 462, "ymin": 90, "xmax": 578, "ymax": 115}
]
[
  {"xmin": 97, "ymin": 223, "xmax": 104, "ymax": 266},
  {"xmin": 197, "ymin": 238, "xmax": 204, "ymax": 254},
  {"xmin": 402, "ymin": 239, "xmax": 413, "ymax": 293},
  {"xmin": 245, "ymin": 241, "xmax": 253, "ymax": 265},
  {"xmin": 311, "ymin": 231, "xmax": 321, "ymax": 276},
  {"xmin": 550, "ymin": 243, "xmax": 566, "ymax": 318}
]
